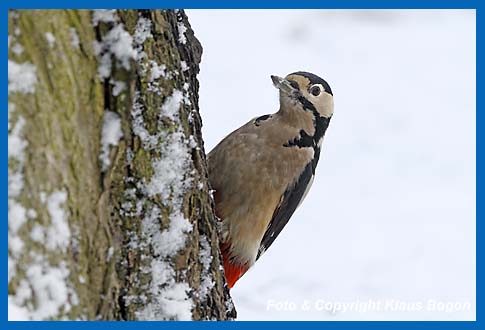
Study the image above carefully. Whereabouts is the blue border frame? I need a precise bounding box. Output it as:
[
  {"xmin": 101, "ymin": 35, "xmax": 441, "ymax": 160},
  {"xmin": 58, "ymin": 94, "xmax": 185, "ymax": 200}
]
[{"xmin": 4, "ymin": 1, "xmax": 480, "ymax": 328}]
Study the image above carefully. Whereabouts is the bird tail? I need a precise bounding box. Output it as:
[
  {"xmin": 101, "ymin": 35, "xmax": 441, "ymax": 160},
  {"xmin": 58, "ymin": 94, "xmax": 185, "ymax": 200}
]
[{"xmin": 220, "ymin": 242, "xmax": 249, "ymax": 288}]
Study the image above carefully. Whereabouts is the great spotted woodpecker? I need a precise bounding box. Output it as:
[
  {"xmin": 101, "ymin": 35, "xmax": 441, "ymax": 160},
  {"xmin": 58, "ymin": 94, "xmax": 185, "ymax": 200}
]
[{"xmin": 208, "ymin": 72, "xmax": 334, "ymax": 288}]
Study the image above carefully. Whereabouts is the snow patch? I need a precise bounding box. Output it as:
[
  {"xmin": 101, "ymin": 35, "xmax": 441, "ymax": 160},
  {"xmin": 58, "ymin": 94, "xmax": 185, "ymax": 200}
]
[
  {"xmin": 9, "ymin": 200, "xmax": 27, "ymax": 234},
  {"xmin": 69, "ymin": 27, "xmax": 80, "ymax": 48},
  {"xmin": 27, "ymin": 209, "xmax": 37, "ymax": 218},
  {"xmin": 144, "ymin": 130, "xmax": 192, "ymax": 200},
  {"xmin": 177, "ymin": 21, "xmax": 188, "ymax": 44},
  {"xmin": 45, "ymin": 190, "xmax": 70, "ymax": 251},
  {"xmin": 133, "ymin": 17, "xmax": 153, "ymax": 45},
  {"xmin": 94, "ymin": 20, "xmax": 136, "ymax": 79},
  {"xmin": 44, "ymin": 32, "xmax": 56, "ymax": 48},
  {"xmin": 100, "ymin": 111, "xmax": 123, "ymax": 171},
  {"xmin": 131, "ymin": 92, "xmax": 161, "ymax": 149},
  {"xmin": 160, "ymin": 90, "xmax": 184, "ymax": 122},
  {"xmin": 149, "ymin": 61, "xmax": 167, "ymax": 82},
  {"xmin": 8, "ymin": 116, "xmax": 27, "ymax": 180},
  {"xmin": 129, "ymin": 83, "xmax": 196, "ymax": 319},
  {"xmin": 8, "ymin": 113, "xmax": 28, "ymax": 281},
  {"xmin": 148, "ymin": 211, "xmax": 193, "ymax": 258},
  {"xmin": 11, "ymin": 43, "xmax": 24, "ymax": 56},
  {"xmin": 30, "ymin": 225, "xmax": 44, "ymax": 243},
  {"xmin": 107, "ymin": 247, "xmax": 114, "ymax": 261},
  {"xmin": 92, "ymin": 9, "xmax": 117, "ymax": 26},
  {"xmin": 8, "ymin": 60, "xmax": 36, "ymax": 94},
  {"xmin": 135, "ymin": 259, "xmax": 193, "ymax": 321},
  {"xmin": 198, "ymin": 235, "xmax": 215, "ymax": 301},
  {"xmin": 8, "ymin": 296, "xmax": 29, "ymax": 320},
  {"xmin": 9, "ymin": 258, "xmax": 77, "ymax": 320},
  {"xmin": 110, "ymin": 79, "xmax": 126, "ymax": 96}
]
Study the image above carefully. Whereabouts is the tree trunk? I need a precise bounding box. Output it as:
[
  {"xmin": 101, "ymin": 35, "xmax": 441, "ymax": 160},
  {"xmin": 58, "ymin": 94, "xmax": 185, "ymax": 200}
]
[{"xmin": 8, "ymin": 9, "xmax": 236, "ymax": 321}]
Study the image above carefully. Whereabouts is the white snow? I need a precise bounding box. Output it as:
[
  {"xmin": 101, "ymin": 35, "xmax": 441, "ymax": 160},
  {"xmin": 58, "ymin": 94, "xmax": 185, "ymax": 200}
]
[
  {"xmin": 198, "ymin": 235, "xmax": 215, "ymax": 301},
  {"xmin": 144, "ymin": 130, "xmax": 192, "ymax": 200},
  {"xmin": 27, "ymin": 209, "xmax": 37, "ymax": 218},
  {"xmin": 104, "ymin": 25, "xmax": 136, "ymax": 70},
  {"xmin": 107, "ymin": 247, "xmax": 114, "ymax": 261},
  {"xmin": 9, "ymin": 256, "xmax": 77, "ymax": 320},
  {"xmin": 11, "ymin": 43, "xmax": 24, "ymax": 56},
  {"xmin": 26, "ymin": 263, "xmax": 70, "ymax": 318},
  {"xmin": 110, "ymin": 79, "xmax": 126, "ymax": 96},
  {"xmin": 92, "ymin": 9, "xmax": 118, "ymax": 26},
  {"xmin": 30, "ymin": 225, "xmax": 44, "ymax": 242},
  {"xmin": 187, "ymin": 9, "xmax": 476, "ymax": 321},
  {"xmin": 93, "ymin": 16, "xmax": 136, "ymax": 79},
  {"xmin": 149, "ymin": 61, "xmax": 167, "ymax": 82},
  {"xmin": 8, "ymin": 116, "xmax": 27, "ymax": 194},
  {"xmin": 160, "ymin": 90, "xmax": 184, "ymax": 122},
  {"xmin": 8, "ymin": 200, "xmax": 27, "ymax": 234},
  {"xmin": 131, "ymin": 92, "xmax": 161, "ymax": 149},
  {"xmin": 44, "ymin": 32, "xmax": 56, "ymax": 48},
  {"xmin": 177, "ymin": 21, "xmax": 188, "ymax": 44},
  {"xmin": 8, "ymin": 60, "xmax": 36, "ymax": 94},
  {"xmin": 133, "ymin": 17, "xmax": 153, "ymax": 45},
  {"xmin": 69, "ymin": 27, "xmax": 80, "ymax": 48},
  {"xmin": 7, "ymin": 118, "xmax": 27, "ymax": 161},
  {"xmin": 8, "ymin": 232, "xmax": 24, "ymax": 257},
  {"xmin": 133, "ymin": 16, "xmax": 153, "ymax": 65},
  {"xmin": 100, "ymin": 111, "xmax": 123, "ymax": 170},
  {"xmin": 180, "ymin": 61, "xmax": 189, "ymax": 72},
  {"xmin": 8, "ymin": 44, "xmax": 37, "ymax": 299},
  {"xmin": 151, "ymin": 212, "xmax": 193, "ymax": 258},
  {"xmin": 136, "ymin": 260, "xmax": 193, "ymax": 320},
  {"xmin": 8, "ymin": 84, "xmax": 29, "ymax": 284},
  {"xmin": 129, "ymin": 59, "xmax": 196, "ymax": 318},
  {"xmin": 8, "ymin": 296, "xmax": 29, "ymax": 320},
  {"xmin": 45, "ymin": 190, "xmax": 70, "ymax": 251}
]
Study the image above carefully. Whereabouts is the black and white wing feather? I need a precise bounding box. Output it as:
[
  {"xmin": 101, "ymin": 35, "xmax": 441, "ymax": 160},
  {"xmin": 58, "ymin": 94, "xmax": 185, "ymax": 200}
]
[{"xmin": 256, "ymin": 160, "xmax": 315, "ymax": 260}]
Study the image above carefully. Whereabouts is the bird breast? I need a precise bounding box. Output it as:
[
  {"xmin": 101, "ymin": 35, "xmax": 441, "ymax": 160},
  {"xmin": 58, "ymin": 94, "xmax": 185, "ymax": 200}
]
[{"xmin": 208, "ymin": 116, "xmax": 314, "ymax": 265}]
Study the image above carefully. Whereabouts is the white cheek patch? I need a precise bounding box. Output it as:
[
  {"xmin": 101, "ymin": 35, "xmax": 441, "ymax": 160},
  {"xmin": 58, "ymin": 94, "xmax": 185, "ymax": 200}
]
[{"xmin": 316, "ymin": 93, "xmax": 334, "ymax": 118}]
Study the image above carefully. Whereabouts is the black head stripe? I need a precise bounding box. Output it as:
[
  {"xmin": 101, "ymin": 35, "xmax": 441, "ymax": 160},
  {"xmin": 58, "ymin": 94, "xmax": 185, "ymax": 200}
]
[
  {"xmin": 291, "ymin": 71, "xmax": 333, "ymax": 96},
  {"xmin": 297, "ymin": 95, "xmax": 316, "ymax": 112}
]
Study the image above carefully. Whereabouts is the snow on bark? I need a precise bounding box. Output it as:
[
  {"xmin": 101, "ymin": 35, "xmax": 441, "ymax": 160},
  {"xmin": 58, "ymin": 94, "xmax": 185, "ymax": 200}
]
[
  {"xmin": 8, "ymin": 60, "xmax": 36, "ymax": 93},
  {"xmin": 8, "ymin": 43, "xmax": 77, "ymax": 319},
  {"xmin": 175, "ymin": 10, "xmax": 188, "ymax": 45},
  {"xmin": 93, "ymin": 14, "xmax": 136, "ymax": 79},
  {"xmin": 128, "ymin": 88, "xmax": 196, "ymax": 320},
  {"xmin": 95, "ymin": 11, "xmax": 202, "ymax": 320},
  {"xmin": 197, "ymin": 235, "xmax": 215, "ymax": 301},
  {"xmin": 100, "ymin": 111, "xmax": 123, "ymax": 171}
]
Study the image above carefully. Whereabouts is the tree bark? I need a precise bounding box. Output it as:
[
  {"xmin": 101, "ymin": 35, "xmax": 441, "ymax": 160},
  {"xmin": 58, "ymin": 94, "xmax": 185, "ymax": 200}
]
[{"xmin": 8, "ymin": 9, "xmax": 236, "ymax": 321}]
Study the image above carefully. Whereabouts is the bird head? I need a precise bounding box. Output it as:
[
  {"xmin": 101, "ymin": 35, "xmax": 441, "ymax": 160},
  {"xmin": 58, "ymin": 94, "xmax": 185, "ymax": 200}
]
[{"xmin": 271, "ymin": 71, "xmax": 334, "ymax": 119}]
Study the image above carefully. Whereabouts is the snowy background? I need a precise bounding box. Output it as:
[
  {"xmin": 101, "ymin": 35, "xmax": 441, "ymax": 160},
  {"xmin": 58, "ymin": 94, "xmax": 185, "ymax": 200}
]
[{"xmin": 186, "ymin": 10, "xmax": 476, "ymax": 321}]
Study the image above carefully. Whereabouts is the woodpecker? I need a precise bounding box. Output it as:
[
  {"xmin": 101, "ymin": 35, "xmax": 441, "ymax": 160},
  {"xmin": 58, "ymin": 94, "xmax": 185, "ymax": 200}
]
[{"xmin": 208, "ymin": 71, "xmax": 334, "ymax": 288}]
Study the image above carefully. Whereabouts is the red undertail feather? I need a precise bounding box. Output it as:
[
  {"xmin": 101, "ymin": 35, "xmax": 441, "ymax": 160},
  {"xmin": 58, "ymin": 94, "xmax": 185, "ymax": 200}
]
[{"xmin": 220, "ymin": 242, "xmax": 249, "ymax": 288}]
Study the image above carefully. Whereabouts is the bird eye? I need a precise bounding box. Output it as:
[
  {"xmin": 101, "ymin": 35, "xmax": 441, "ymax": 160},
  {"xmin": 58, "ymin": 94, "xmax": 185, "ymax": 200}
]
[{"xmin": 310, "ymin": 85, "xmax": 321, "ymax": 96}]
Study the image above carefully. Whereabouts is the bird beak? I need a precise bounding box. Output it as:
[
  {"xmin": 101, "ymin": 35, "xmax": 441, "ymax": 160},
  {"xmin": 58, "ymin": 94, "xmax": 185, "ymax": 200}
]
[{"xmin": 271, "ymin": 75, "xmax": 296, "ymax": 95}]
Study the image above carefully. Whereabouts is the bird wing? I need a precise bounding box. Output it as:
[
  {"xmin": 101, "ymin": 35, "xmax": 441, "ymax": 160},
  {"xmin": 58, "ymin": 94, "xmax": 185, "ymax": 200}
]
[{"xmin": 256, "ymin": 159, "xmax": 315, "ymax": 260}]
